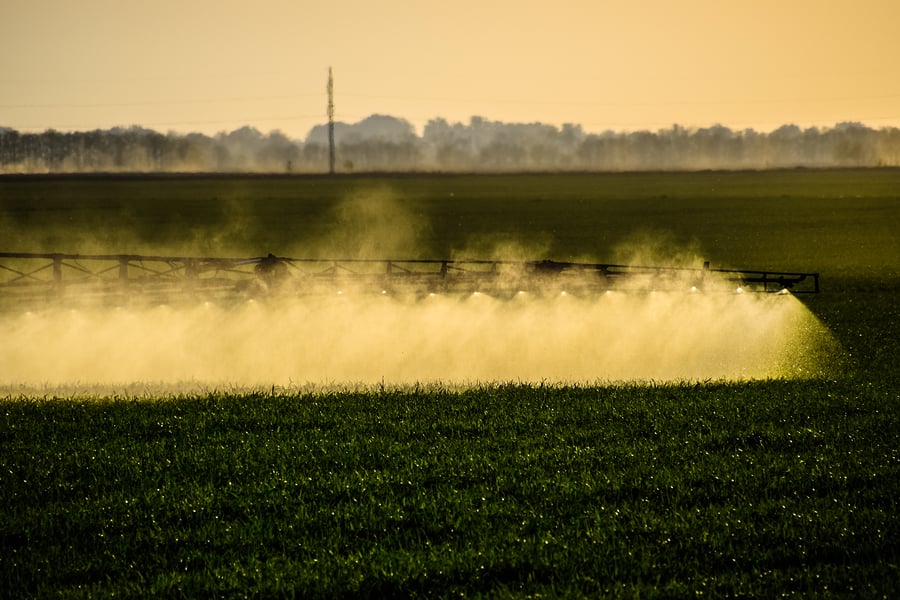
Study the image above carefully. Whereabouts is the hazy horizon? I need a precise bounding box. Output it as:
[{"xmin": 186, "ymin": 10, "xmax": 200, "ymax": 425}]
[
  {"xmin": 8, "ymin": 112, "xmax": 900, "ymax": 144},
  {"xmin": 3, "ymin": 1, "xmax": 899, "ymax": 139}
]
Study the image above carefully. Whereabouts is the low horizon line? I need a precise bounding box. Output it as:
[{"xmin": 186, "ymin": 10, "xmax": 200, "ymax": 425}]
[{"xmin": 4, "ymin": 113, "xmax": 898, "ymax": 141}]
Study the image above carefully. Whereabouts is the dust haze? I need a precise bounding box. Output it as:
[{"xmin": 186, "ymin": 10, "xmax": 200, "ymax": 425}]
[
  {"xmin": 0, "ymin": 189, "xmax": 840, "ymax": 393},
  {"xmin": 302, "ymin": 186, "xmax": 431, "ymax": 259}
]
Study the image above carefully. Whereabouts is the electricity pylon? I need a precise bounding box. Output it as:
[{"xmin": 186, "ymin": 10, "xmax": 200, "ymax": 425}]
[{"xmin": 327, "ymin": 67, "xmax": 335, "ymax": 174}]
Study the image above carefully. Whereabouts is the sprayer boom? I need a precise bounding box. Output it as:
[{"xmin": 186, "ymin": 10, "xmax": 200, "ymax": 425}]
[{"xmin": 0, "ymin": 252, "xmax": 819, "ymax": 304}]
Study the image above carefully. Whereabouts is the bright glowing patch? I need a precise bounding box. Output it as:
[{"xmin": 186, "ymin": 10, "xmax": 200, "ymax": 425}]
[{"xmin": 0, "ymin": 291, "xmax": 840, "ymax": 389}]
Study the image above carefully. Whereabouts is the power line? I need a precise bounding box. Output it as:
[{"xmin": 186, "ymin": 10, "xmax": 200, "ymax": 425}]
[
  {"xmin": 339, "ymin": 90, "xmax": 900, "ymax": 109},
  {"xmin": 9, "ymin": 114, "xmax": 326, "ymax": 133},
  {"xmin": 0, "ymin": 93, "xmax": 324, "ymax": 110},
  {"xmin": 6, "ymin": 87, "xmax": 899, "ymax": 113}
]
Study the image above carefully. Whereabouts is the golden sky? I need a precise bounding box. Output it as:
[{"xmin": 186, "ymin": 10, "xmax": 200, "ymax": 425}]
[{"xmin": 2, "ymin": 0, "xmax": 899, "ymax": 138}]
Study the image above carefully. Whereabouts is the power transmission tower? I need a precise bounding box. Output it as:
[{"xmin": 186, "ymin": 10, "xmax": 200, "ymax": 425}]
[{"xmin": 327, "ymin": 67, "xmax": 335, "ymax": 174}]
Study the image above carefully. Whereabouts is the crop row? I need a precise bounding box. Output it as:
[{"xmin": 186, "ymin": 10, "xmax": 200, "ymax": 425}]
[{"xmin": 2, "ymin": 380, "xmax": 898, "ymax": 597}]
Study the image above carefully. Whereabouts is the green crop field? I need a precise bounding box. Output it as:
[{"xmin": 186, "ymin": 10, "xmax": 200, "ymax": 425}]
[
  {"xmin": 1, "ymin": 170, "xmax": 899, "ymax": 597},
  {"xmin": 2, "ymin": 170, "xmax": 898, "ymax": 278}
]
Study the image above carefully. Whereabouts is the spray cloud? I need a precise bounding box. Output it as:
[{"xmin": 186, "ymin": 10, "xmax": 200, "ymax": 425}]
[
  {"xmin": 0, "ymin": 290, "xmax": 837, "ymax": 391},
  {"xmin": 0, "ymin": 189, "xmax": 840, "ymax": 392}
]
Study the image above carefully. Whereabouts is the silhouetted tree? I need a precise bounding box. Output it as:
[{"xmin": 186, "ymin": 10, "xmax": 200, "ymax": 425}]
[{"xmin": 2, "ymin": 118, "xmax": 899, "ymax": 173}]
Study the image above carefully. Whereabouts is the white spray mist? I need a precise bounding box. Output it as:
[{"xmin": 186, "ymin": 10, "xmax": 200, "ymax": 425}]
[
  {"xmin": 0, "ymin": 288, "xmax": 838, "ymax": 390},
  {"xmin": 0, "ymin": 188, "xmax": 840, "ymax": 392}
]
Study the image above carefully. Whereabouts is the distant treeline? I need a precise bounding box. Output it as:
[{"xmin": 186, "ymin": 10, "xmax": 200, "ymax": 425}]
[{"xmin": 2, "ymin": 115, "xmax": 899, "ymax": 173}]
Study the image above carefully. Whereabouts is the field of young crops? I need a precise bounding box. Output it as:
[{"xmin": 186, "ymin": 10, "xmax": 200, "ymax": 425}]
[
  {"xmin": 2, "ymin": 169, "xmax": 898, "ymax": 278},
  {"xmin": 1, "ymin": 170, "xmax": 899, "ymax": 596}
]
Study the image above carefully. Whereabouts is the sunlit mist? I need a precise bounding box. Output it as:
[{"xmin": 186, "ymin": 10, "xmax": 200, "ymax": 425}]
[
  {"xmin": 0, "ymin": 186, "xmax": 844, "ymax": 393},
  {"xmin": 0, "ymin": 287, "xmax": 839, "ymax": 392}
]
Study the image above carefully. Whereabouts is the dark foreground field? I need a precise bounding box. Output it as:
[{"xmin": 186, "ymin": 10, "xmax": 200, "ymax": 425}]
[
  {"xmin": 2, "ymin": 377, "xmax": 899, "ymax": 598},
  {"xmin": 0, "ymin": 282, "xmax": 897, "ymax": 600},
  {"xmin": 1, "ymin": 170, "xmax": 899, "ymax": 597}
]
